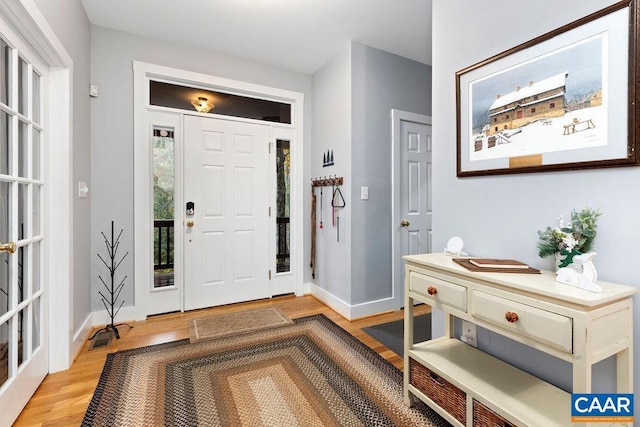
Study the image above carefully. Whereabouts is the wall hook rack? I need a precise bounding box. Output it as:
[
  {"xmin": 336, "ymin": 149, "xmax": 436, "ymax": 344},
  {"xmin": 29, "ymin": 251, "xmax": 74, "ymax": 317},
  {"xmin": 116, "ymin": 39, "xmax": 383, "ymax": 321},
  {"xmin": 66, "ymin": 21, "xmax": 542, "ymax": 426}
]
[{"xmin": 311, "ymin": 175, "xmax": 343, "ymax": 187}]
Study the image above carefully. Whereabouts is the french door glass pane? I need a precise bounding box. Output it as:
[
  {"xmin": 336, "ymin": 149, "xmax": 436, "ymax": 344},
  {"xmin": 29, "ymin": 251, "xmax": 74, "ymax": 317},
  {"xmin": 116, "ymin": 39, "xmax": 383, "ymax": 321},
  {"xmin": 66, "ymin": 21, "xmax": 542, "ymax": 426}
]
[
  {"xmin": 17, "ymin": 308, "xmax": 25, "ymax": 367},
  {"xmin": 32, "ymin": 72, "xmax": 41, "ymax": 125},
  {"xmin": 32, "ymin": 241, "xmax": 40, "ymax": 293},
  {"xmin": 1, "ymin": 39, "xmax": 9, "ymax": 106},
  {"xmin": 33, "ymin": 185, "xmax": 41, "ymax": 236},
  {"xmin": 32, "ymin": 128, "xmax": 40, "ymax": 180},
  {"xmin": 18, "ymin": 245, "xmax": 27, "ymax": 305},
  {"xmin": 18, "ymin": 121, "xmax": 27, "ymax": 178},
  {"xmin": 153, "ymin": 128, "xmax": 175, "ymax": 288},
  {"xmin": 18, "ymin": 183, "xmax": 27, "ymax": 238},
  {"xmin": 0, "ymin": 111, "xmax": 8, "ymax": 175},
  {"xmin": 0, "ymin": 321, "xmax": 9, "ymax": 387},
  {"xmin": 32, "ymin": 296, "xmax": 40, "ymax": 351},
  {"xmin": 0, "ymin": 181, "xmax": 9, "ymax": 318},
  {"xmin": 276, "ymin": 140, "xmax": 290, "ymax": 273},
  {"xmin": 17, "ymin": 57, "xmax": 27, "ymax": 116}
]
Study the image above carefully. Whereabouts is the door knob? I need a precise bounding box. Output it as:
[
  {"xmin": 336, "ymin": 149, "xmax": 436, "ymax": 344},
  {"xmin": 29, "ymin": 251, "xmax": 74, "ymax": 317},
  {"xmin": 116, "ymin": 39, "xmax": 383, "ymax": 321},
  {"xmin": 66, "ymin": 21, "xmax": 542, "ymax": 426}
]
[
  {"xmin": 186, "ymin": 219, "xmax": 194, "ymax": 228},
  {"xmin": 0, "ymin": 241, "xmax": 17, "ymax": 254},
  {"xmin": 400, "ymin": 220, "xmax": 410, "ymax": 227}
]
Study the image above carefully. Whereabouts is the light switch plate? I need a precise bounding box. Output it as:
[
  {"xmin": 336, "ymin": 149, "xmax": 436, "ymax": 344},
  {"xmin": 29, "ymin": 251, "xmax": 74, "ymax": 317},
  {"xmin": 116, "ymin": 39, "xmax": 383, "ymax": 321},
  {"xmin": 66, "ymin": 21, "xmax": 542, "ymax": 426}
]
[{"xmin": 361, "ymin": 186, "xmax": 369, "ymax": 200}]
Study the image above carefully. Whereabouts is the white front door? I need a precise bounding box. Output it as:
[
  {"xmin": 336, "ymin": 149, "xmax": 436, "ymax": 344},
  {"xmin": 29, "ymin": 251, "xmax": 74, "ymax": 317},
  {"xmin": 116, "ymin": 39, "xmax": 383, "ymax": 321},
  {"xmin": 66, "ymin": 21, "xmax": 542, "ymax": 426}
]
[
  {"xmin": 183, "ymin": 116, "xmax": 270, "ymax": 310},
  {"xmin": 392, "ymin": 111, "xmax": 432, "ymax": 308},
  {"xmin": 0, "ymin": 19, "xmax": 48, "ymax": 426}
]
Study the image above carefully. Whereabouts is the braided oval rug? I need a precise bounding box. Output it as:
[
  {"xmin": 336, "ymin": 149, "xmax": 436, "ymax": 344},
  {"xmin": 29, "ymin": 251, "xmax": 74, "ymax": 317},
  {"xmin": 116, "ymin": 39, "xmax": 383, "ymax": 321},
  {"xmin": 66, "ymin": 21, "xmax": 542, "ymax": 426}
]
[{"xmin": 82, "ymin": 314, "xmax": 449, "ymax": 427}]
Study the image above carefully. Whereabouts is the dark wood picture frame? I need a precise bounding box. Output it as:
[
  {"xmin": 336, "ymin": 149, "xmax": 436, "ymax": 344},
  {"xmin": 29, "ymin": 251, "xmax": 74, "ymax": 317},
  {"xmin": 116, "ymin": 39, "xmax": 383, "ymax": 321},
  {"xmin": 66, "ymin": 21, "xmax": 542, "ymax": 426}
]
[{"xmin": 456, "ymin": 0, "xmax": 639, "ymax": 177}]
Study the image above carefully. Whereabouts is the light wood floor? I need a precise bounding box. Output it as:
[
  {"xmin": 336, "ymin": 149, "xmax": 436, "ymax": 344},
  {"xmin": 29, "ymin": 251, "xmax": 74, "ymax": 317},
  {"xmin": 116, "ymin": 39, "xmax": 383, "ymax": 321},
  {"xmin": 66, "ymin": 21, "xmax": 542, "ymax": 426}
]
[{"xmin": 14, "ymin": 295, "xmax": 429, "ymax": 426}]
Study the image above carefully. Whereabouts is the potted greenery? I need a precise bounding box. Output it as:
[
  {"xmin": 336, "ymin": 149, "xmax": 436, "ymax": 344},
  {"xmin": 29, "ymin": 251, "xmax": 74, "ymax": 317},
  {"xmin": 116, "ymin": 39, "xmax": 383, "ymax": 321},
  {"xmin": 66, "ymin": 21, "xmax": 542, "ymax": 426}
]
[{"xmin": 537, "ymin": 206, "xmax": 601, "ymax": 269}]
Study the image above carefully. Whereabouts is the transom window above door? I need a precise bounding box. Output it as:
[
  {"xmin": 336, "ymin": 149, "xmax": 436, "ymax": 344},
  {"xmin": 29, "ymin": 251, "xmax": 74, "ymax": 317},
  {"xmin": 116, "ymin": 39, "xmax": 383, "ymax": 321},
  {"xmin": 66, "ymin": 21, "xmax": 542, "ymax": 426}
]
[{"xmin": 149, "ymin": 80, "xmax": 291, "ymax": 124}]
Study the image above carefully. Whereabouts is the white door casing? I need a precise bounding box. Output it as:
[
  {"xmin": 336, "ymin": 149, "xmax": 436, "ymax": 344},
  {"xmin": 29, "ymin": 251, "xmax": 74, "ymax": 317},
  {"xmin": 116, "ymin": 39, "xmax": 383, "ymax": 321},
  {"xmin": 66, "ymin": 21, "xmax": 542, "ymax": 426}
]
[
  {"xmin": 133, "ymin": 62, "xmax": 304, "ymax": 319},
  {"xmin": 391, "ymin": 110, "xmax": 432, "ymax": 309},
  {"xmin": 183, "ymin": 116, "xmax": 270, "ymax": 310}
]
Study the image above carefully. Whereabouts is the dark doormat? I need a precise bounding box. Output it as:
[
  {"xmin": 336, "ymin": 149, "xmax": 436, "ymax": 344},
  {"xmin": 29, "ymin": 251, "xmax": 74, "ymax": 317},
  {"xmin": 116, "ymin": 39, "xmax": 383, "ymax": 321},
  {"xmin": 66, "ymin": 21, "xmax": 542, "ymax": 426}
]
[
  {"xmin": 88, "ymin": 330, "xmax": 114, "ymax": 350},
  {"xmin": 363, "ymin": 313, "xmax": 431, "ymax": 357}
]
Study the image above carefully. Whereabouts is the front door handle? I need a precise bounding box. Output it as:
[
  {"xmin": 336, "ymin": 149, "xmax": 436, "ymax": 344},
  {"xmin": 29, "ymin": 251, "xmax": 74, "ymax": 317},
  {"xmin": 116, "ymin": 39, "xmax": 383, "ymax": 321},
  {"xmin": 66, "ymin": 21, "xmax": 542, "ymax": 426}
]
[
  {"xmin": 186, "ymin": 219, "xmax": 194, "ymax": 228},
  {"xmin": 400, "ymin": 220, "xmax": 410, "ymax": 227}
]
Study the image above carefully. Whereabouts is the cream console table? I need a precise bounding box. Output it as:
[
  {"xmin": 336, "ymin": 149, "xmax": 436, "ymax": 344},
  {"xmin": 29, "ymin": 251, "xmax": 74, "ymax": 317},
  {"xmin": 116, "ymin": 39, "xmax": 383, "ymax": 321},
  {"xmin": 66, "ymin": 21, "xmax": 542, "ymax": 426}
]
[{"xmin": 403, "ymin": 253, "xmax": 637, "ymax": 427}]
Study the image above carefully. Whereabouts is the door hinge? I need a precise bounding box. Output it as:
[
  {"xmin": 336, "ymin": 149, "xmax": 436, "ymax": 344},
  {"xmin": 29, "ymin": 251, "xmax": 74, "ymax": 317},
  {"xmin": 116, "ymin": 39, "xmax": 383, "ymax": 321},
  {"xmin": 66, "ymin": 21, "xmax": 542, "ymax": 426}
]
[
  {"xmin": 268, "ymin": 270, "xmax": 272, "ymax": 280},
  {"xmin": 269, "ymin": 142, "xmax": 274, "ymax": 153},
  {"xmin": 269, "ymin": 206, "xmax": 271, "ymax": 216}
]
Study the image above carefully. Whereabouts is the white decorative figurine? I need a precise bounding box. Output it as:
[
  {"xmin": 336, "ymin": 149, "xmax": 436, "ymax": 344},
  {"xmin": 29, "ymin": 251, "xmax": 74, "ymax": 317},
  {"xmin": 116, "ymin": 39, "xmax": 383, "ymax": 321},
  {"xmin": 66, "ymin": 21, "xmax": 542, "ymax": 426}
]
[{"xmin": 555, "ymin": 252, "xmax": 602, "ymax": 293}]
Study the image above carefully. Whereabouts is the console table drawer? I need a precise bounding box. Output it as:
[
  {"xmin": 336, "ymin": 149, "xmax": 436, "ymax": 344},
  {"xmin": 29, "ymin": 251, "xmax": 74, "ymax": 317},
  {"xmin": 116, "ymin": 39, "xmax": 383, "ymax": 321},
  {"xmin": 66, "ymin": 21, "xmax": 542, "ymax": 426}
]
[
  {"xmin": 470, "ymin": 290, "xmax": 573, "ymax": 353},
  {"xmin": 409, "ymin": 272, "xmax": 467, "ymax": 312}
]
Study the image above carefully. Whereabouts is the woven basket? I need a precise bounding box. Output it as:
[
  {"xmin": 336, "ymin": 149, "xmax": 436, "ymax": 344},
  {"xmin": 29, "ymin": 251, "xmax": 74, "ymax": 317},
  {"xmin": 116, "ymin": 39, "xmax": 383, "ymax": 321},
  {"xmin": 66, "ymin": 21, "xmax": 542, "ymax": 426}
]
[
  {"xmin": 409, "ymin": 358, "xmax": 466, "ymax": 424},
  {"xmin": 473, "ymin": 399, "xmax": 517, "ymax": 427}
]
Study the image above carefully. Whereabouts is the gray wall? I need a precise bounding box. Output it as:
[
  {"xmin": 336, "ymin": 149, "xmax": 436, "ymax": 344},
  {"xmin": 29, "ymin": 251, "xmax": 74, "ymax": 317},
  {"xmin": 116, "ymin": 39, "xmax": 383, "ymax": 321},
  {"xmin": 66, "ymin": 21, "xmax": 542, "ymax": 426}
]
[
  {"xmin": 433, "ymin": 0, "xmax": 639, "ymax": 403},
  {"xmin": 90, "ymin": 25, "xmax": 313, "ymax": 310},
  {"xmin": 351, "ymin": 42, "xmax": 432, "ymax": 304},
  {"xmin": 310, "ymin": 43, "xmax": 352, "ymax": 301},
  {"xmin": 310, "ymin": 42, "xmax": 432, "ymax": 307},
  {"xmin": 33, "ymin": 0, "xmax": 92, "ymax": 337}
]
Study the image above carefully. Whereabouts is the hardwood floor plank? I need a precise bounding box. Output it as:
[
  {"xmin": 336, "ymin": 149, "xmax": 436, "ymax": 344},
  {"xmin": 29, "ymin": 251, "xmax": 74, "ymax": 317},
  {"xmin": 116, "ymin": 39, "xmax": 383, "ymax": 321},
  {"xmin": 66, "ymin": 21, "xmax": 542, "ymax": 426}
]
[{"xmin": 14, "ymin": 295, "xmax": 429, "ymax": 426}]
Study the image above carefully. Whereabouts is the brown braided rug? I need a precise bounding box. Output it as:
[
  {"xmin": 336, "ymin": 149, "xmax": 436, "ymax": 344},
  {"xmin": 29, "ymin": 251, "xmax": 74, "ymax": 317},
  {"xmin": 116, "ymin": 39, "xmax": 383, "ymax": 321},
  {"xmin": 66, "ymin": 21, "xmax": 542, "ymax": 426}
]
[{"xmin": 82, "ymin": 314, "xmax": 449, "ymax": 426}]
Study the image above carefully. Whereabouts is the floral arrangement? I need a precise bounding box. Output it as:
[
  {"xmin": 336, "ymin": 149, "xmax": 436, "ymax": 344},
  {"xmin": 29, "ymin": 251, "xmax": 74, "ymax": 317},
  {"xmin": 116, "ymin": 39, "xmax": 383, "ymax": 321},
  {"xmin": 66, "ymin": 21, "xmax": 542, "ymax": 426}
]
[{"xmin": 537, "ymin": 206, "xmax": 601, "ymax": 268}]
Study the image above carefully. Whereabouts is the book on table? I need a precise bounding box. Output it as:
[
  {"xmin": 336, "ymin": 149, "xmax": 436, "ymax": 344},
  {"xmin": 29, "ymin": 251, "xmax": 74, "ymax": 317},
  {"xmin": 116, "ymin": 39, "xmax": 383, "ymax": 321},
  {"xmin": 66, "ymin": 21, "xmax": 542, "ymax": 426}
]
[{"xmin": 468, "ymin": 258, "xmax": 529, "ymax": 269}]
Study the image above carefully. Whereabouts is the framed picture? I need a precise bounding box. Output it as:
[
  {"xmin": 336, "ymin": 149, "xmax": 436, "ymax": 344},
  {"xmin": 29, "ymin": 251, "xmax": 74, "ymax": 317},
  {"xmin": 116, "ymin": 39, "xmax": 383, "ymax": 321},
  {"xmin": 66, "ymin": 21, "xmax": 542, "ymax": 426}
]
[{"xmin": 456, "ymin": 0, "xmax": 639, "ymax": 177}]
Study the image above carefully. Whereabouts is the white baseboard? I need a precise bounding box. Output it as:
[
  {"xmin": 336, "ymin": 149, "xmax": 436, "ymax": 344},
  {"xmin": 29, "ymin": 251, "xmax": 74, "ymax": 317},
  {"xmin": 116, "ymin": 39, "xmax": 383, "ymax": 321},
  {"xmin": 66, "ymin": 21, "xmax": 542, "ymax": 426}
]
[
  {"xmin": 308, "ymin": 282, "xmax": 351, "ymax": 318},
  {"xmin": 91, "ymin": 306, "xmax": 140, "ymax": 327},
  {"xmin": 308, "ymin": 282, "xmax": 400, "ymax": 320},
  {"xmin": 71, "ymin": 312, "xmax": 93, "ymax": 360}
]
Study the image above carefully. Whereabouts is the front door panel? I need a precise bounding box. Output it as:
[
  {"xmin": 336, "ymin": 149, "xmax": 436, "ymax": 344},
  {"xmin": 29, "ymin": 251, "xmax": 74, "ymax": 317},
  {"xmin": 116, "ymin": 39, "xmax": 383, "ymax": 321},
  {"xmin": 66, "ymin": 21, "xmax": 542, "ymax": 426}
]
[{"xmin": 184, "ymin": 116, "xmax": 270, "ymax": 310}]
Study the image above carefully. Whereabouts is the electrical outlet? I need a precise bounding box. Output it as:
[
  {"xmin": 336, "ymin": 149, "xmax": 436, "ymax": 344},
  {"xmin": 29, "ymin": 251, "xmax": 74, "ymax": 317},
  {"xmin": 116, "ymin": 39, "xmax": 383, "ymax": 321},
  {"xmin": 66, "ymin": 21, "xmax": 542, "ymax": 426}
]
[{"xmin": 461, "ymin": 320, "xmax": 477, "ymax": 347}]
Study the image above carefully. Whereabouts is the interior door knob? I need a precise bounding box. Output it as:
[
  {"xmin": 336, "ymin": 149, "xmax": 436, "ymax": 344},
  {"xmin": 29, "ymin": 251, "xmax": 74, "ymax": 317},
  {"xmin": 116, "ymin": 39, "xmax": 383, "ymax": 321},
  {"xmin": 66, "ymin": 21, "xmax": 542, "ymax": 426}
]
[
  {"xmin": 400, "ymin": 220, "xmax": 410, "ymax": 227},
  {"xmin": 0, "ymin": 241, "xmax": 17, "ymax": 254}
]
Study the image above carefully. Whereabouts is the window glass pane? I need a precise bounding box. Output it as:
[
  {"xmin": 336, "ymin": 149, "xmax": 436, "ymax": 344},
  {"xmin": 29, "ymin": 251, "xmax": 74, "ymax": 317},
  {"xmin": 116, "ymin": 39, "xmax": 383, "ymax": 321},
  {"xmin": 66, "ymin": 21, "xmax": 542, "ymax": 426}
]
[
  {"xmin": 0, "ymin": 321, "xmax": 10, "ymax": 387},
  {"xmin": 149, "ymin": 80, "xmax": 292, "ymax": 124},
  {"xmin": 0, "ymin": 181, "xmax": 10, "ymax": 318},
  {"xmin": 276, "ymin": 140, "xmax": 290, "ymax": 273},
  {"xmin": 0, "ymin": 111, "xmax": 8, "ymax": 175},
  {"xmin": 153, "ymin": 128, "xmax": 174, "ymax": 288},
  {"xmin": 18, "ymin": 121, "xmax": 27, "ymax": 178},
  {"xmin": 32, "ymin": 71, "xmax": 41, "ymax": 124},
  {"xmin": 18, "ymin": 183, "xmax": 27, "ymax": 239},
  {"xmin": 18, "ymin": 57, "xmax": 27, "ymax": 116},
  {"xmin": 32, "ymin": 128, "xmax": 40, "ymax": 180},
  {"xmin": 1, "ymin": 39, "xmax": 9, "ymax": 106}
]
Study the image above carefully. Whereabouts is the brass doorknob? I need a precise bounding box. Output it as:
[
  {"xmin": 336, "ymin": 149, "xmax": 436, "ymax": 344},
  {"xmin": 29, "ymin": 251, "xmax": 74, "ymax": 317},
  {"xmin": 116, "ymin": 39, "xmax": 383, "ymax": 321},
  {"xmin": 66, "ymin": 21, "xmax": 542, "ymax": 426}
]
[
  {"xmin": 400, "ymin": 220, "xmax": 410, "ymax": 227},
  {"xmin": 186, "ymin": 219, "xmax": 194, "ymax": 228},
  {"xmin": 0, "ymin": 241, "xmax": 17, "ymax": 254}
]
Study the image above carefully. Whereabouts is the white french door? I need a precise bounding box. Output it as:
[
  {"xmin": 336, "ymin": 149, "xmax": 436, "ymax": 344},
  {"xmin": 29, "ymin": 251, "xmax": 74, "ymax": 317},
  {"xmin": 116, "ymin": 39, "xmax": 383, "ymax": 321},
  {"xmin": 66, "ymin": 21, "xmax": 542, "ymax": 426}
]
[
  {"xmin": 183, "ymin": 116, "xmax": 270, "ymax": 310},
  {"xmin": 0, "ymin": 17, "xmax": 48, "ymax": 427}
]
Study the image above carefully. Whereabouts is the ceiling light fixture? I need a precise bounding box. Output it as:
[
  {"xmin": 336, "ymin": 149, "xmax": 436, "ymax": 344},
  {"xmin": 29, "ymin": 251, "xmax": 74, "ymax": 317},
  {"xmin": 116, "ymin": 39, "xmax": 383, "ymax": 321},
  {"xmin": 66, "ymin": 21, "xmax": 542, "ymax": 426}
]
[{"xmin": 191, "ymin": 96, "xmax": 214, "ymax": 113}]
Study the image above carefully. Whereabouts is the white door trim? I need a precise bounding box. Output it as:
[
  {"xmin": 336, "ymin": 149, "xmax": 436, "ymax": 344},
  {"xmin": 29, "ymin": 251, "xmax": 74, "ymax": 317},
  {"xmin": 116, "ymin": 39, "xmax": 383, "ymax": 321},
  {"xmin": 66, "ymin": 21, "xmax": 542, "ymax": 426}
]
[
  {"xmin": 133, "ymin": 62, "xmax": 304, "ymax": 318},
  {"xmin": 1, "ymin": 0, "xmax": 74, "ymax": 374},
  {"xmin": 391, "ymin": 109, "xmax": 431, "ymax": 310}
]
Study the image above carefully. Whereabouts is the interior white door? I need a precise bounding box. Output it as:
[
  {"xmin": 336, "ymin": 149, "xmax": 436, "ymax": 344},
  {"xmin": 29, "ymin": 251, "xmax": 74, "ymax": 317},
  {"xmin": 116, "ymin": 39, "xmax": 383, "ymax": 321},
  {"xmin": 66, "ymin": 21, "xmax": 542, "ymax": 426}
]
[
  {"xmin": 183, "ymin": 116, "xmax": 270, "ymax": 310},
  {"xmin": 392, "ymin": 111, "xmax": 432, "ymax": 308},
  {"xmin": 0, "ymin": 19, "xmax": 48, "ymax": 426}
]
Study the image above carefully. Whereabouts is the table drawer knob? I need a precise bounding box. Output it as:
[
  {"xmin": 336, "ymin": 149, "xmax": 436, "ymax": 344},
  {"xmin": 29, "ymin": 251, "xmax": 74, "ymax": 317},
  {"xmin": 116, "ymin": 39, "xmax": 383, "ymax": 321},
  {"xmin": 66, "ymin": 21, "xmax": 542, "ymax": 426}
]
[
  {"xmin": 505, "ymin": 311, "xmax": 519, "ymax": 323},
  {"xmin": 427, "ymin": 286, "xmax": 438, "ymax": 295}
]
